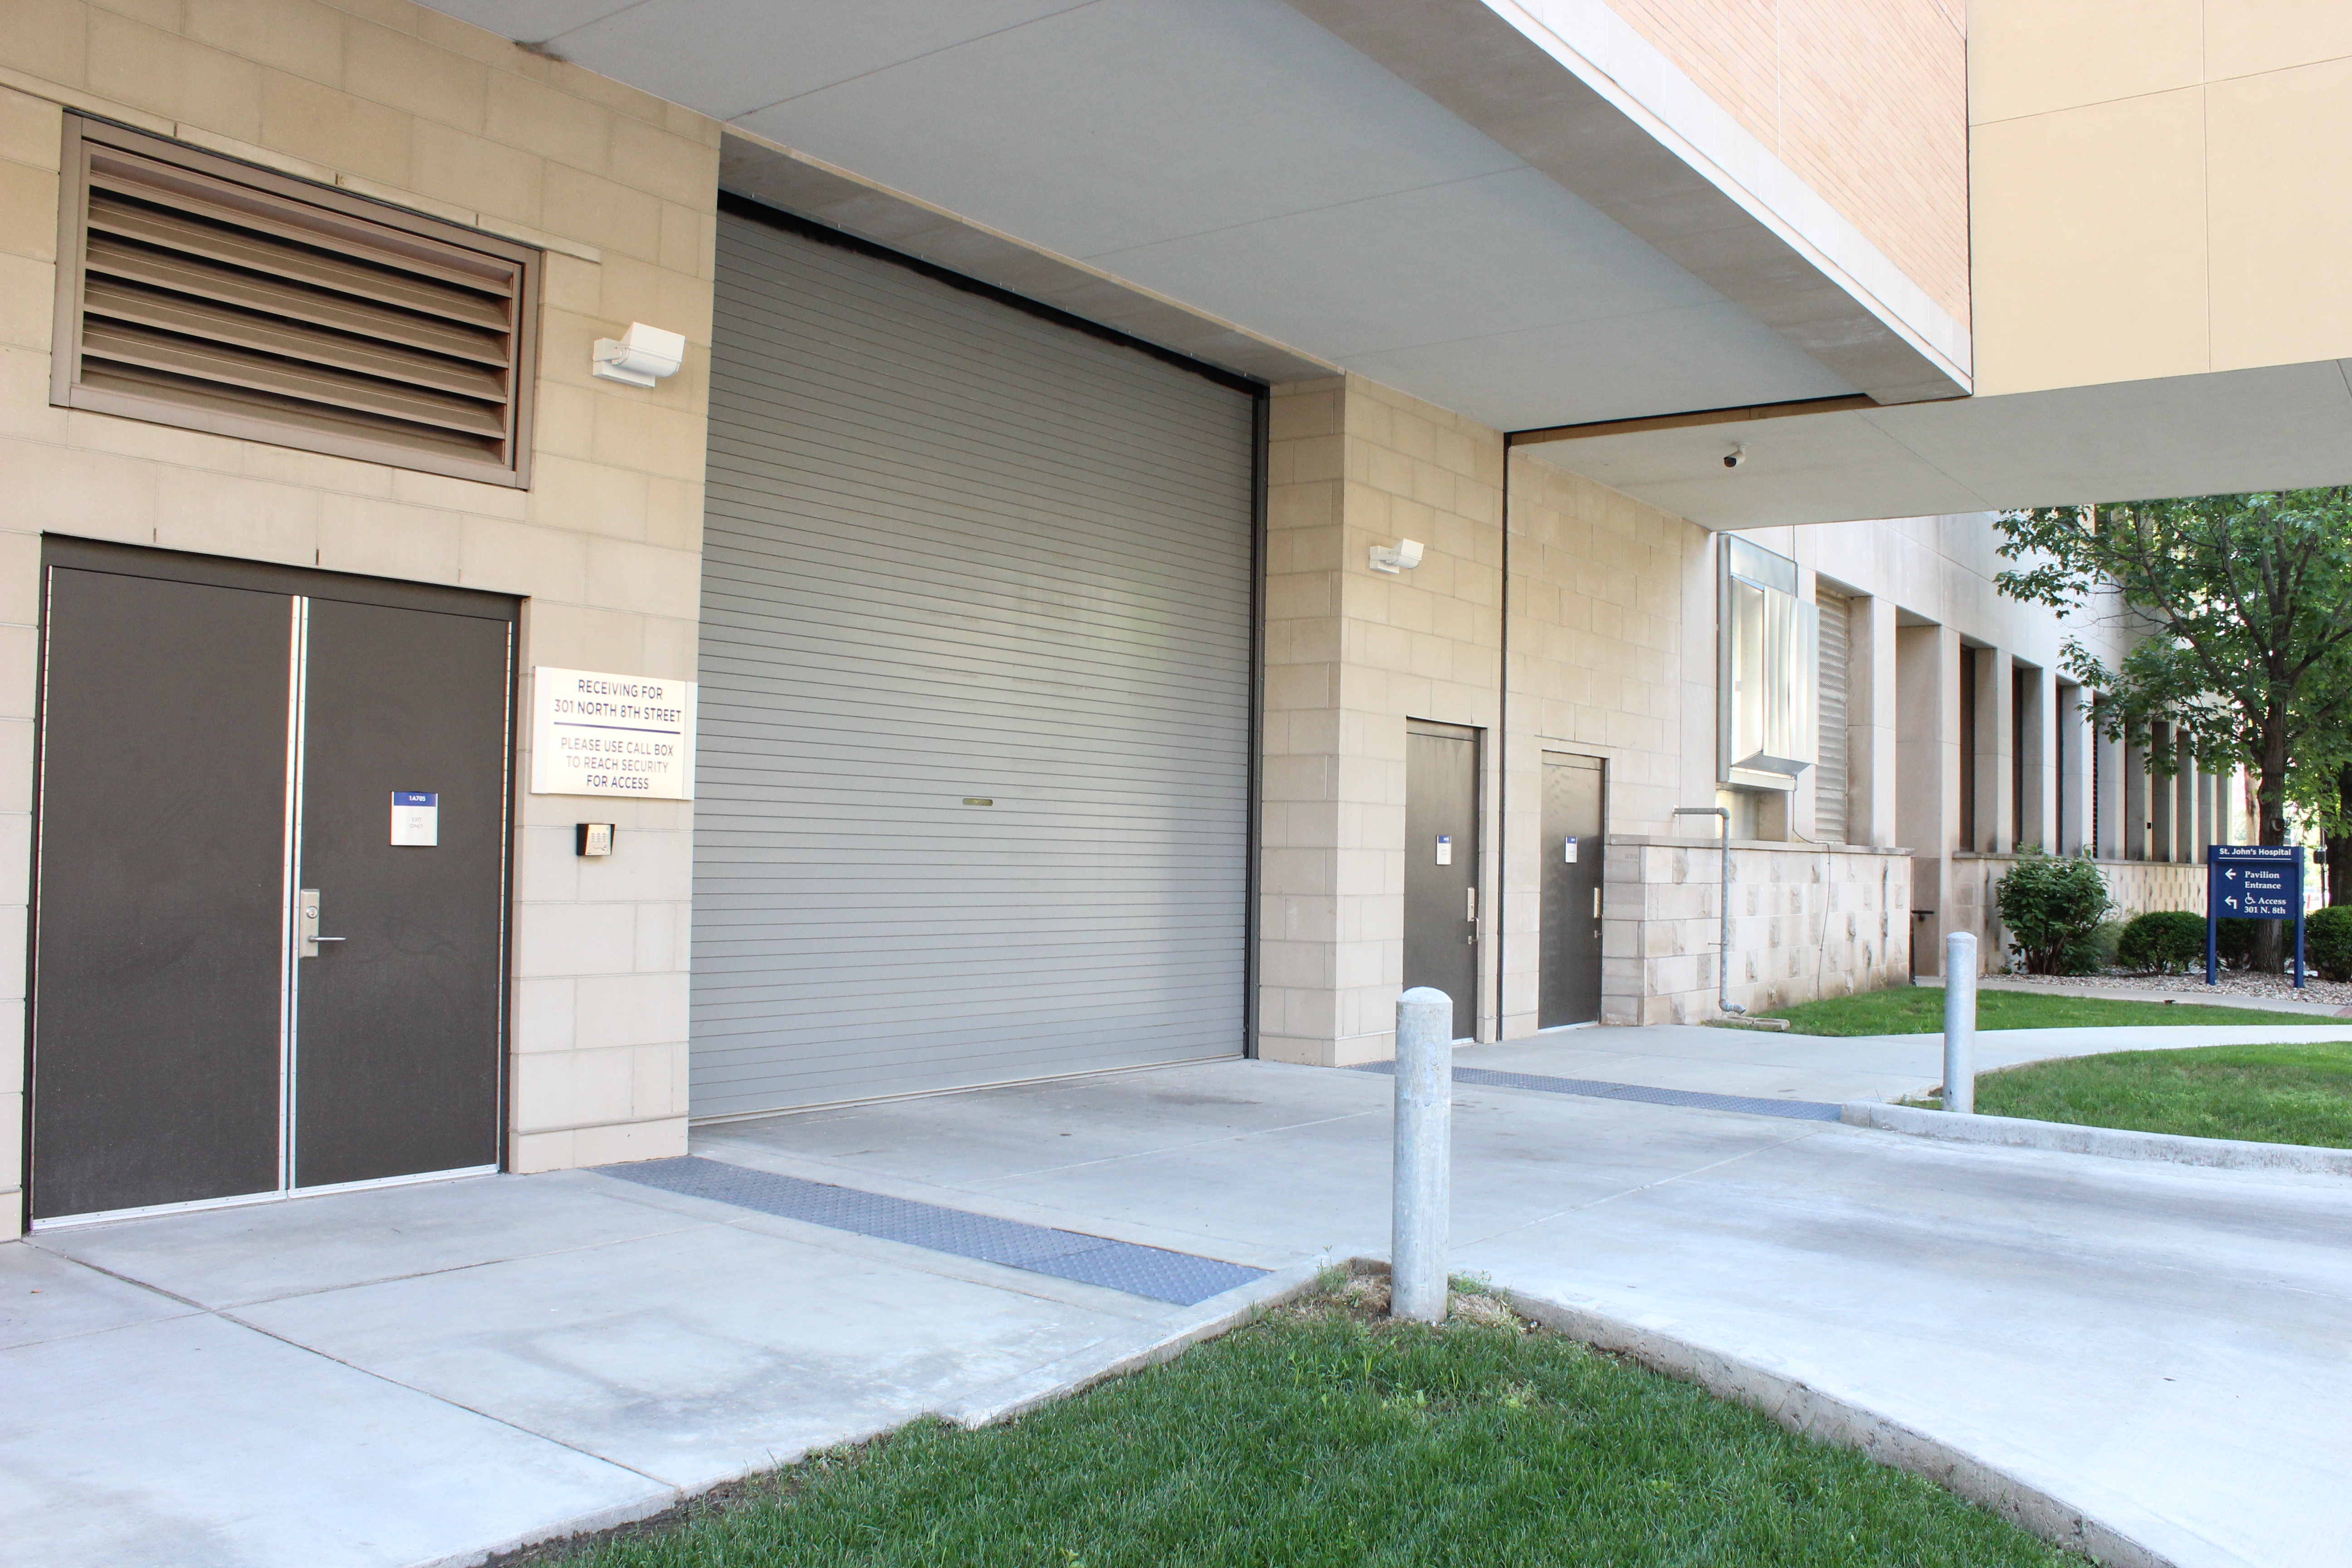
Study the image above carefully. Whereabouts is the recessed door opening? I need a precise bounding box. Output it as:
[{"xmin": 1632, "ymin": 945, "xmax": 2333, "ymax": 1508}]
[
  {"xmin": 1539, "ymin": 752, "xmax": 1607, "ymax": 1028},
  {"xmin": 1404, "ymin": 720, "xmax": 1482, "ymax": 1042},
  {"xmin": 25, "ymin": 543, "xmax": 516, "ymax": 1230}
]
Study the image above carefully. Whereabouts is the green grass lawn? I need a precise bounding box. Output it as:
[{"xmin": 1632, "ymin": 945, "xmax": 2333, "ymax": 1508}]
[
  {"xmin": 1762, "ymin": 986, "xmax": 2336, "ymax": 1036},
  {"xmin": 531, "ymin": 1283, "xmax": 2072, "ymax": 1568},
  {"xmin": 1919, "ymin": 1039, "xmax": 2352, "ymax": 1148}
]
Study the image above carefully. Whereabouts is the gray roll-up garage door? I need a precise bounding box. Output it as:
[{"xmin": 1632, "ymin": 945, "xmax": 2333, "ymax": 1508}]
[{"xmin": 691, "ymin": 206, "xmax": 1258, "ymax": 1118}]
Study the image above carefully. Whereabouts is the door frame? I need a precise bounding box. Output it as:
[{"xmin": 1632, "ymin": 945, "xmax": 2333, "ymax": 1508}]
[
  {"xmin": 1537, "ymin": 749, "xmax": 1609, "ymax": 1029},
  {"xmin": 1404, "ymin": 718, "xmax": 1485, "ymax": 1041},
  {"xmin": 24, "ymin": 538, "xmax": 521, "ymax": 1230}
]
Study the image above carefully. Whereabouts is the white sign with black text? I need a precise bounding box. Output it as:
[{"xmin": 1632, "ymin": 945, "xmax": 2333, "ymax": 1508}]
[{"xmin": 529, "ymin": 667, "xmax": 697, "ymax": 799}]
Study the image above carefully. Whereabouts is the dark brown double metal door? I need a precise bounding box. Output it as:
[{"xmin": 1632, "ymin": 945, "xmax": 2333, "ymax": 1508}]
[
  {"xmin": 1539, "ymin": 753, "xmax": 1606, "ymax": 1028},
  {"xmin": 1403, "ymin": 721, "xmax": 1480, "ymax": 1041},
  {"xmin": 27, "ymin": 542, "xmax": 514, "ymax": 1225}
]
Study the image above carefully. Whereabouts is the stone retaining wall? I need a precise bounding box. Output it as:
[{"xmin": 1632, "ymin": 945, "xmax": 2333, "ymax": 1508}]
[{"xmin": 1604, "ymin": 836, "xmax": 1913, "ymax": 1024}]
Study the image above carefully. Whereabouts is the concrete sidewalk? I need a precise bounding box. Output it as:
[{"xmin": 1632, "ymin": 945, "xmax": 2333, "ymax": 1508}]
[
  {"xmin": 1465, "ymin": 1017, "xmax": 2352, "ymax": 1104},
  {"xmin": 8, "ymin": 1048, "xmax": 2349, "ymax": 1568}
]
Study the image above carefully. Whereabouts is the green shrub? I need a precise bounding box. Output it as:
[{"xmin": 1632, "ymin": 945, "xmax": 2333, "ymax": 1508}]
[
  {"xmin": 2216, "ymin": 917, "xmax": 2256, "ymax": 970},
  {"xmin": 2305, "ymin": 906, "xmax": 2352, "ymax": 982},
  {"xmin": 2117, "ymin": 910, "xmax": 2208, "ymax": 973},
  {"xmin": 2060, "ymin": 917, "xmax": 2126, "ymax": 975},
  {"xmin": 1994, "ymin": 853, "xmax": 2113, "ymax": 975}
]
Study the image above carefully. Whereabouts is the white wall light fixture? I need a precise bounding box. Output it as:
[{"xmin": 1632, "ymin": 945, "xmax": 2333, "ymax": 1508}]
[
  {"xmin": 591, "ymin": 322, "xmax": 686, "ymax": 387},
  {"xmin": 1369, "ymin": 538, "xmax": 1425, "ymax": 573}
]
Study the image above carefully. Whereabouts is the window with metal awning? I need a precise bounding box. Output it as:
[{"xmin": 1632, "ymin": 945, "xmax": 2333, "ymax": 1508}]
[{"xmin": 1719, "ymin": 537, "xmax": 1818, "ymax": 792}]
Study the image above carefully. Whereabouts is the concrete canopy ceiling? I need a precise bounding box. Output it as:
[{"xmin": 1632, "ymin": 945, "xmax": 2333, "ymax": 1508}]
[
  {"xmin": 424, "ymin": 0, "xmax": 1954, "ymax": 429},
  {"xmin": 1528, "ymin": 360, "xmax": 2352, "ymax": 529}
]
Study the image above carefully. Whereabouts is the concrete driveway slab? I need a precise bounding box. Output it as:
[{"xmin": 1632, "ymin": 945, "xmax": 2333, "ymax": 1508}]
[
  {"xmin": 719, "ymin": 1058, "xmax": 2352, "ymax": 1568},
  {"xmin": 227, "ymin": 1219, "xmax": 1147, "ymax": 1492},
  {"xmin": 0, "ymin": 1310, "xmax": 662, "ymax": 1568},
  {"xmin": 0, "ymin": 1238, "xmax": 194, "ymax": 1349},
  {"xmin": 34, "ymin": 1171, "xmax": 707, "ymax": 1308}
]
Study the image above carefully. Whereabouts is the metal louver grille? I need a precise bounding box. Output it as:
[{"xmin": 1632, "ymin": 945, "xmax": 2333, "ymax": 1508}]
[
  {"xmin": 1815, "ymin": 585, "xmax": 1850, "ymax": 843},
  {"xmin": 54, "ymin": 118, "xmax": 538, "ymax": 485}
]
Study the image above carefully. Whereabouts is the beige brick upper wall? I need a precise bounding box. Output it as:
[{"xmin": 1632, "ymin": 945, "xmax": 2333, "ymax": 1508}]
[
  {"xmin": 1970, "ymin": 0, "xmax": 2352, "ymax": 394},
  {"xmin": 1602, "ymin": 0, "xmax": 1970, "ymax": 325}
]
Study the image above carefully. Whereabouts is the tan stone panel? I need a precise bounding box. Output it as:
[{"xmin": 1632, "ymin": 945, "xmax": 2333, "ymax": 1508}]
[
  {"xmin": 0, "ymin": 443, "xmax": 155, "ymax": 534},
  {"xmin": 0, "ymin": 154, "xmax": 60, "ymax": 264},
  {"xmin": 1967, "ymin": 0, "xmax": 2201, "ymax": 123},
  {"xmin": 0, "ymin": 88, "xmax": 62, "ymax": 172},
  {"xmin": 0, "ymin": 249, "xmax": 52, "ymax": 351},
  {"xmin": 1970, "ymin": 89, "xmax": 2208, "ymax": 395},
  {"xmin": 152, "ymin": 467, "xmax": 322, "ymax": 563},
  {"xmin": 186, "ymin": 0, "xmax": 345, "ymax": 83},
  {"xmin": 344, "ymin": 20, "xmax": 488, "ymax": 131},
  {"xmin": 2206, "ymin": 58, "xmax": 2352, "ymax": 372},
  {"xmin": 485, "ymin": 70, "xmax": 609, "ymax": 175},
  {"xmin": 2205, "ymin": 0, "xmax": 2352, "ymax": 80},
  {"xmin": 403, "ymin": 118, "xmax": 539, "ymax": 223},
  {"xmin": 543, "ymin": 159, "xmax": 662, "ymax": 261},
  {"xmin": 1, "ymin": 0, "xmax": 90, "ymax": 86},
  {"xmin": 82, "ymin": 12, "xmax": 257, "ymax": 140},
  {"xmin": 258, "ymin": 69, "xmax": 413, "ymax": 185},
  {"xmin": 0, "ymin": 352, "xmax": 68, "ymax": 444},
  {"xmin": 460, "ymin": 516, "xmax": 586, "ymax": 600},
  {"xmin": 317, "ymin": 493, "xmax": 461, "ymax": 582},
  {"xmin": 608, "ymin": 113, "xmax": 716, "ymax": 203}
]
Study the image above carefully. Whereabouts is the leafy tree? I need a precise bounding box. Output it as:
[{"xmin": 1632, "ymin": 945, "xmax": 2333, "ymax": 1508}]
[{"xmin": 1994, "ymin": 489, "xmax": 2352, "ymax": 965}]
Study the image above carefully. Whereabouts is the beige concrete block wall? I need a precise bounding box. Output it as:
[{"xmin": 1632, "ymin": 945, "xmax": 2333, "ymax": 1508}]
[
  {"xmin": 1972, "ymin": 0, "xmax": 2352, "ymax": 394},
  {"xmin": 1601, "ymin": 0, "xmax": 1969, "ymax": 324},
  {"xmin": 1260, "ymin": 375, "xmax": 1503, "ymax": 1066},
  {"xmin": 1501, "ymin": 451, "xmax": 1716, "ymax": 1037},
  {"xmin": 1603, "ymin": 837, "xmax": 1911, "ymax": 1023},
  {"xmin": 0, "ymin": 0, "xmax": 721, "ymax": 1231}
]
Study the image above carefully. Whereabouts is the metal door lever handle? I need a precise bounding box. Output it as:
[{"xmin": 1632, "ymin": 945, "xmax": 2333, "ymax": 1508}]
[{"xmin": 313, "ymin": 936, "xmax": 346, "ymax": 943}]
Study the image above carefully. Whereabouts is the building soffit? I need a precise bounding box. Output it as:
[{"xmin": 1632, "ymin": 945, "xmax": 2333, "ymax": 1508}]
[
  {"xmin": 1286, "ymin": 0, "xmax": 1971, "ymax": 407},
  {"xmin": 717, "ymin": 131, "xmax": 1337, "ymax": 387},
  {"xmin": 424, "ymin": 0, "xmax": 1965, "ymax": 424}
]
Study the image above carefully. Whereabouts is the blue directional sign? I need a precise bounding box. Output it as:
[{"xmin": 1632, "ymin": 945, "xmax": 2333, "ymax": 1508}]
[{"xmin": 2206, "ymin": 845, "xmax": 2306, "ymax": 987}]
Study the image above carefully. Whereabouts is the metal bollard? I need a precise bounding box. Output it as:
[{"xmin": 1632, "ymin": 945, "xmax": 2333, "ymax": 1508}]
[
  {"xmin": 1391, "ymin": 987, "xmax": 1453, "ymax": 1323},
  {"xmin": 1942, "ymin": 931, "xmax": 1977, "ymax": 1115}
]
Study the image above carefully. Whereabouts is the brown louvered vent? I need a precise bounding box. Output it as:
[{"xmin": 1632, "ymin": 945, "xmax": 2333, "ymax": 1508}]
[{"xmin": 54, "ymin": 118, "xmax": 539, "ymax": 486}]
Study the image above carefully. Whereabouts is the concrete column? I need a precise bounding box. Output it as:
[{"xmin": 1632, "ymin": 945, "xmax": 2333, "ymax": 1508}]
[
  {"xmin": 2092, "ymin": 698, "xmax": 2126, "ymax": 859},
  {"xmin": 2057, "ymin": 682, "xmax": 2091, "ymax": 855},
  {"xmin": 2195, "ymin": 769, "xmax": 2217, "ymax": 862},
  {"xmin": 1847, "ymin": 596, "xmax": 1900, "ymax": 848},
  {"xmin": 1978, "ymin": 647, "xmax": 2014, "ymax": 856},
  {"xmin": 1898, "ymin": 622, "xmax": 1960, "ymax": 974}
]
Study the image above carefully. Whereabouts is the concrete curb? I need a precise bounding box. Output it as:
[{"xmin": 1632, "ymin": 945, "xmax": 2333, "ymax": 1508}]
[
  {"xmin": 941, "ymin": 1253, "xmax": 1352, "ymax": 1427},
  {"xmin": 1915, "ymin": 975, "xmax": 2352, "ymax": 1019},
  {"xmin": 1499, "ymin": 1289, "xmax": 2178, "ymax": 1568},
  {"xmin": 1840, "ymin": 1101, "xmax": 2352, "ymax": 1176}
]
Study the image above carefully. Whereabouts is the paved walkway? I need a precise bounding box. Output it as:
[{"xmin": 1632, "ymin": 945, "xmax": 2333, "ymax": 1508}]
[
  {"xmin": 9, "ymin": 1035, "xmax": 2350, "ymax": 1568},
  {"xmin": 1482, "ymin": 1016, "xmax": 2352, "ymax": 1104}
]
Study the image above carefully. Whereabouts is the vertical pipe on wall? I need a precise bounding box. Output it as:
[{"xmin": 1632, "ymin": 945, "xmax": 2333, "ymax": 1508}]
[
  {"xmin": 1243, "ymin": 390, "xmax": 1268, "ymax": 1059},
  {"xmin": 1492, "ymin": 446, "xmax": 1510, "ymax": 1045}
]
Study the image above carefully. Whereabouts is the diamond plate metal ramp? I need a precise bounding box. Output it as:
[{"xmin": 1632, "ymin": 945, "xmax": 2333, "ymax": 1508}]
[
  {"xmin": 1353, "ymin": 1062, "xmax": 1843, "ymax": 1122},
  {"xmin": 597, "ymin": 1156, "xmax": 1268, "ymax": 1306}
]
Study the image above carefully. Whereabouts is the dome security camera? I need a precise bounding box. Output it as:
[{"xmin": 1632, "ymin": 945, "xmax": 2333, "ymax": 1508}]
[{"xmin": 1723, "ymin": 446, "xmax": 1746, "ymax": 470}]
